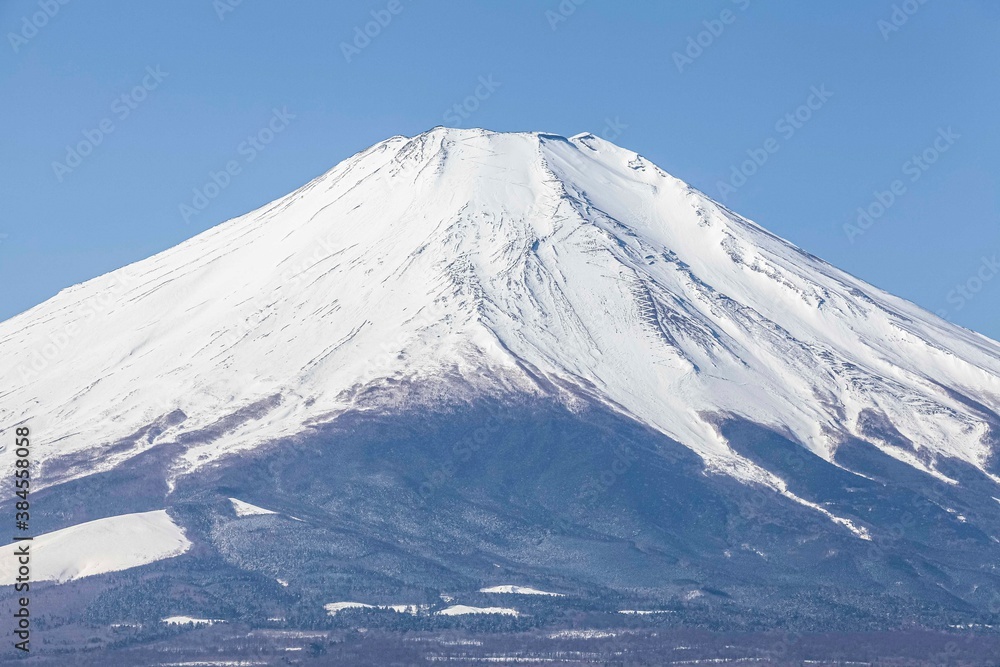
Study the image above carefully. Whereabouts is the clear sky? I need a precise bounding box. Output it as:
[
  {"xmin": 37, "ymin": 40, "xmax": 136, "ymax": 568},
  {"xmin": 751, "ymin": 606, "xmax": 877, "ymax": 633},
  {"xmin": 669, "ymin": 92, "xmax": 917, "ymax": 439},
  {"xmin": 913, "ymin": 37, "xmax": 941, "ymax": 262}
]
[{"xmin": 2, "ymin": 0, "xmax": 998, "ymax": 338}]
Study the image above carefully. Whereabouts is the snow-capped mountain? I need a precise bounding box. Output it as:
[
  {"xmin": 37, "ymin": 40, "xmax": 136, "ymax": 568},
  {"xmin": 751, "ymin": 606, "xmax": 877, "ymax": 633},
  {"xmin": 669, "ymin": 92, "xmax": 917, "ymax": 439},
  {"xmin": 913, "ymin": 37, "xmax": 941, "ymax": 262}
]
[
  {"xmin": 2, "ymin": 128, "xmax": 1000, "ymax": 634},
  {"xmin": 3, "ymin": 127, "xmax": 998, "ymax": 498}
]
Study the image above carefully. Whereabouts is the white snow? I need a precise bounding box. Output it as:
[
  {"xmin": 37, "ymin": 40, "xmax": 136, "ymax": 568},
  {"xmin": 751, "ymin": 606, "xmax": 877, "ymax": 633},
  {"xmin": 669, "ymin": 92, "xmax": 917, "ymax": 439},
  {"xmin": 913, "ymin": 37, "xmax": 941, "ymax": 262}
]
[
  {"xmin": 0, "ymin": 510, "xmax": 191, "ymax": 585},
  {"xmin": 779, "ymin": 485, "xmax": 872, "ymax": 541},
  {"xmin": 324, "ymin": 602, "xmax": 427, "ymax": 616},
  {"xmin": 324, "ymin": 602, "xmax": 375, "ymax": 614},
  {"xmin": 479, "ymin": 585, "xmax": 564, "ymax": 596},
  {"xmin": 3, "ymin": 127, "xmax": 1000, "ymax": 541},
  {"xmin": 548, "ymin": 629, "xmax": 618, "ymax": 639},
  {"xmin": 162, "ymin": 616, "xmax": 225, "ymax": 626},
  {"xmin": 618, "ymin": 609, "xmax": 674, "ymax": 615},
  {"xmin": 437, "ymin": 605, "xmax": 520, "ymax": 616},
  {"xmin": 229, "ymin": 498, "xmax": 278, "ymax": 517}
]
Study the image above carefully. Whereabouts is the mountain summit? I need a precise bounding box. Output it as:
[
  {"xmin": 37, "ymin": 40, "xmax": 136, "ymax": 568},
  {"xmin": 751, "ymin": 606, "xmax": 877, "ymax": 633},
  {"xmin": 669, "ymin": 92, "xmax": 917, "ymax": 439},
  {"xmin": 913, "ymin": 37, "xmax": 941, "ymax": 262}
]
[{"xmin": 3, "ymin": 128, "xmax": 1000, "ymax": 630}]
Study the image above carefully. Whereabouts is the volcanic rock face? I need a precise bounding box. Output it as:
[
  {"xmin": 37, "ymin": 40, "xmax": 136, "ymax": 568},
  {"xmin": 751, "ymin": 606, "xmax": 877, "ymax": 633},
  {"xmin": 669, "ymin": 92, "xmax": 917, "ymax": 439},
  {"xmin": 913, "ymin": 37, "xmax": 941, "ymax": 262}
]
[{"xmin": 2, "ymin": 127, "xmax": 1000, "ymax": 631}]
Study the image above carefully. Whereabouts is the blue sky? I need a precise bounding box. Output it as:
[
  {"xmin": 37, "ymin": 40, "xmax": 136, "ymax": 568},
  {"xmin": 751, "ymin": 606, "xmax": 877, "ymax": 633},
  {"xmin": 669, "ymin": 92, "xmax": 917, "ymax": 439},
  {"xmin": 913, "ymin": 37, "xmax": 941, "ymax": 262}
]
[{"xmin": 2, "ymin": 0, "xmax": 998, "ymax": 337}]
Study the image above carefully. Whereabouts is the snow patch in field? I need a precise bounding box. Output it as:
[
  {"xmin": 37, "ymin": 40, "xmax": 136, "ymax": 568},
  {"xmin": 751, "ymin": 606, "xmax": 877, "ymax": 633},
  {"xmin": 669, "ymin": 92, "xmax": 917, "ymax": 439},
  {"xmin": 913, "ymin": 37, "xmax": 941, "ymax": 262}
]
[
  {"xmin": 325, "ymin": 602, "xmax": 374, "ymax": 614},
  {"xmin": 549, "ymin": 629, "xmax": 618, "ymax": 639},
  {"xmin": 162, "ymin": 616, "xmax": 225, "ymax": 626},
  {"xmin": 0, "ymin": 510, "xmax": 190, "ymax": 585},
  {"xmin": 437, "ymin": 605, "xmax": 520, "ymax": 616},
  {"xmin": 324, "ymin": 602, "xmax": 427, "ymax": 616},
  {"xmin": 479, "ymin": 585, "xmax": 564, "ymax": 596},
  {"xmin": 229, "ymin": 498, "xmax": 278, "ymax": 517}
]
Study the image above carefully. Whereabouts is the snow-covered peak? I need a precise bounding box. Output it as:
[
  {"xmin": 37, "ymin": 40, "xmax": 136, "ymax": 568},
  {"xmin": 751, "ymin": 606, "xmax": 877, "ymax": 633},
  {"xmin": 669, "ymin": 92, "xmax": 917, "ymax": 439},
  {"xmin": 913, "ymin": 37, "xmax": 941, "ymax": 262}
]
[{"xmin": 2, "ymin": 128, "xmax": 999, "ymax": 493}]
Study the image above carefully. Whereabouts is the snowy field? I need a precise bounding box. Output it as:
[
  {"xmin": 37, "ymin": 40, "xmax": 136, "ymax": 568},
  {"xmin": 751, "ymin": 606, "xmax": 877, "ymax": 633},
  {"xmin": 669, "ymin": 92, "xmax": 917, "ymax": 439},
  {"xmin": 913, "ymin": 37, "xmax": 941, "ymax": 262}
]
[{"xmin": 0, "ymin": 510, "xmax": 190, "ymax": 584}]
